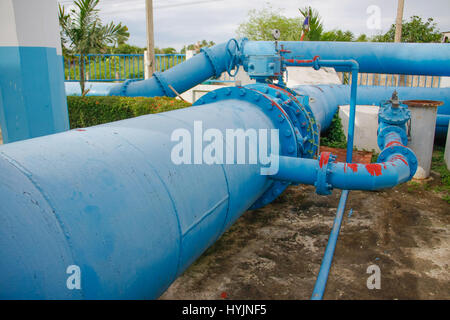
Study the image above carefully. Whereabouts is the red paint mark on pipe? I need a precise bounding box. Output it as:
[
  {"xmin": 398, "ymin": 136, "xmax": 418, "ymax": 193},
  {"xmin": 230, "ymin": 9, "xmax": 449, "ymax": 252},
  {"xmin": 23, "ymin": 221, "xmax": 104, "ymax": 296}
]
[
  {"xmin": 283, "ymin": 55, "xmax": 320, "ymax": 65},
  {"xmin": 385, "ymin": 141, "xmax": 403, "ymax": 148},
  {"xmin": 385, "ymin": 132, "xmax": 398, "ymax": 139},
  {"xmin": 347, "ymin": 163, "xmax": 358, "ymax": 173},
  {"xmin": 365, "ymin": 163, "xmax": 382, "ymax": 176},
  {"xmin": 319, "ymin": 152, "xmax": 331, "ymax": 168},
  {"xmin": 390, "ymin": 154, "xmax": 408, "ymax": 166}
]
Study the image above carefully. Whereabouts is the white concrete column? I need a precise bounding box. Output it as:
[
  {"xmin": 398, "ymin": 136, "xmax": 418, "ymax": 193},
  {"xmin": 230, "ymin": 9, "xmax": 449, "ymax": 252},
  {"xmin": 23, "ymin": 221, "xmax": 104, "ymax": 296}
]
[
  {"xmin": 185, "ymin": 50, "xmax": 195, "ymax": 60},
  {"xmin": 339, "ymin": 105, "xmax": 381, "ymax": 153},
  {"xmin": 144, "ymin": 50, "xmax": 149, "ymax": 79},
  {"xmin": 406, "ymin": 103, "xmax": 439, "ymax": 179},
  {"xmin": 0, "ymin": 0, "xmax": 68, "ymax": 143},
  {"xmin": 445, "ymin": 120, "xmax": 450, "ymax": 170}
]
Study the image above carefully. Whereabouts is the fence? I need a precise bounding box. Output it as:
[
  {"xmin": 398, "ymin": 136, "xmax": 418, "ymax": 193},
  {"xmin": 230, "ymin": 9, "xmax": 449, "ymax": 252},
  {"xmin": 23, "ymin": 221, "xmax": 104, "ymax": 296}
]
[
  {"xmin": 64, "ymin": 54, "xmax": 186, "ymax": 82},
  {"xmin": 68, "ymin": 55, "xmax": 441, "ymax": 88},
  {"xmin": 338, "ymin": 72, "xmax": 441, "ymax": 88}
]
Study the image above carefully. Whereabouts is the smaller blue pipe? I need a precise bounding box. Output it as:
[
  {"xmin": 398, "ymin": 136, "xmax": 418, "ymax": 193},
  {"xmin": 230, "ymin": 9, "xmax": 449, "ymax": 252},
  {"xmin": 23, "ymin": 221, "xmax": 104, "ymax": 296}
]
[
  {"xmin": 311, "ymin": 189, "xmax": 349, "ymax": 300},
  {"xmin": 284, "ymin": 58, "xmax": 359, "ymax": 162},
  {"xmin": 316, "ymin": 60, "xmax": 359, "ymax": 162}
]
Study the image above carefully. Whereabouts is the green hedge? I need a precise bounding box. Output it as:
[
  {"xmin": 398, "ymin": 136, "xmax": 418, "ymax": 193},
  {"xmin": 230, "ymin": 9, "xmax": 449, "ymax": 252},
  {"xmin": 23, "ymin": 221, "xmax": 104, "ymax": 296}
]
[
  {"xmin": 68, "ymin": 96, "xmax": 191, "ymax": 128},
  {"xmin": 320, "ymin": 111, "xmax": 347, "ymax": 149}
]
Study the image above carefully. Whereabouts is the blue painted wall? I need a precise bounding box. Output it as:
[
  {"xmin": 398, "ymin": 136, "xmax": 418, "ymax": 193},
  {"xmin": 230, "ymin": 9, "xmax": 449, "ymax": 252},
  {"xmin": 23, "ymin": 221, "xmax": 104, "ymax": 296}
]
[{"xmin": 0, "ymin": 46, "xmax": 69, "ymax": 143}]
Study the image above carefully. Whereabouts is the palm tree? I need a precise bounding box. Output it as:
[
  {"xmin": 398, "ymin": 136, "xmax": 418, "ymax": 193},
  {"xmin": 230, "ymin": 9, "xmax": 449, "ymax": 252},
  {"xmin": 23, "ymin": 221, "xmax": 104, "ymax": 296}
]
[
  {"xmin": 298, "ymin": 6, "xmax": 323, "ymax": 41},
  {"xmin": 59, "ymin": 0, "xmax": 129, "ymax": 95}
]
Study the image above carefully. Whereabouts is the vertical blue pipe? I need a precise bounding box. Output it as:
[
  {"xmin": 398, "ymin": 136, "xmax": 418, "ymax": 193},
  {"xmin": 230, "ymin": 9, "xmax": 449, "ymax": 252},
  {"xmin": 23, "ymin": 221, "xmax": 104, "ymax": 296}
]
[
  {"xmin": 311, "ymin": 190, "xmax": 349, "ymax": 300},
  {"xmin": 314, "ymin": 59, "xmax": 359, "ymax": 162},
  {"xmin": 78, "ymin": 55, "xmax": 80, "ymax": 81},
  {"xmin": 347, "ymin": 68, "xmax": 358, "ymax": 162},
  {"xmin": 68, "ymin": 59, "xmax": 71, "ymax": 80},
  {"xmin": 119, "ymin": 56, "xmax": 121, "ymax": 80},
  {"xmin": 102, "ymin": 55, "xmax": 105, "ymax": 80}
]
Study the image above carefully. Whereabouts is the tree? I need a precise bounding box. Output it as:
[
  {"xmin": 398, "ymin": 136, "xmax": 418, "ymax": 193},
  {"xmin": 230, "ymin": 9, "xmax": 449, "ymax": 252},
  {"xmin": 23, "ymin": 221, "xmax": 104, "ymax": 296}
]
[
  {"xmin": 371, "ymin": 15, "xmax": 441, "ymax": 43},
  {"xmin": 109, "ymin": 43, "xmax": 145, "ymax": 54},
  {"xmin": 161, "ymin": 47, "xmax": 177, "ymax": 54},
  {"xmin": 356, "ymin": 34, "xmax": 369, "ymax": 42},
  {"xmin": 237, "ymin": 8, "xmax": 303, "ymax": 41},
  {"xmin": 321, "ymin": 29, "xmax": 355, "ymax": 42},
  {"xmin": 298, "ymin": 6, "xmax": 323, "ymax": 41},
  {"xmin": 59, "ymin": 0, "xmax": 129, "ymax": 95},
  {"xmin": 181, "ymin": 40, "xmax": 215, "ymax": 54}
]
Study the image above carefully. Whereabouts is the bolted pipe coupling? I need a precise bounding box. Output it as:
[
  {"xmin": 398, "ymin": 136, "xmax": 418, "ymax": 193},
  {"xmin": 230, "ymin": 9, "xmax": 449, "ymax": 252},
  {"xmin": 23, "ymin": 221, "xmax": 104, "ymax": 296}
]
[{"xmin": 314, "ymin": 152, "xmax": 337, "ymax": 195}]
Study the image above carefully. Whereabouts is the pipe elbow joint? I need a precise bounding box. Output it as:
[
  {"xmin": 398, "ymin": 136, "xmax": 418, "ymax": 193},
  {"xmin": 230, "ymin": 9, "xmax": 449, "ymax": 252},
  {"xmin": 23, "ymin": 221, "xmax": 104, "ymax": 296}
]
[{"xmin": 377, "ymin": 145, "xmax": 418, "ymax": 180}]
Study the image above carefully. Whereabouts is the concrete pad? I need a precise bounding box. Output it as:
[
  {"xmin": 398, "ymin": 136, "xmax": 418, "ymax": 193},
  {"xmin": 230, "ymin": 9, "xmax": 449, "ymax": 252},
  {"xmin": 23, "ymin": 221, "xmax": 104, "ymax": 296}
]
[
  {"xmin": 339, "ymin": 105, "xmax": 380, "ymax": 153},
  {"xmin": 179, "ymin": 84, "xmax": 232, "ymax": 104},
  {"xmin": 286, "ymin": 67, "xmax": 341, "ymax": 87},
  {"xmin": 440, "ymin": 76, "xmax": 450, "ymax": 88}
]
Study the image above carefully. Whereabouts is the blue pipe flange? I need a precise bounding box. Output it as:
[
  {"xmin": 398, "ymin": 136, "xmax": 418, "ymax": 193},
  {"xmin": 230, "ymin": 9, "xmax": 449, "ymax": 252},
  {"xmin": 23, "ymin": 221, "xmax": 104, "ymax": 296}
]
[
  {"xmin": 377, "ymin": 145, "xmax": 418, "ymax": 179},
  {"xmin": 283, "ymin": 87, "xmax": 320, "ymax": 158},
  {"xmin": 153, "ymin": 71, "xmax": 175, "ymax": 97},
  {"xmin": 379, "ymin": 102, "xmax": 411, "ymax": 126},
  {"xmin": 119, "ymin": 79, "xmax": 139, "ymax": 96},
  {"xmin": 377, "ymin": 125, "xmax": 408, "ymax": 150},
  {"xmin": 193, "ymin": 86, "xmax": 298, "ymax": 209},
  {"xmin": 246, "ymin": 83, "xmax": 320, "ymax": 159},
  {"xmin": 315, "ymin": 152, "xmax": 337, "ymax": 195}
]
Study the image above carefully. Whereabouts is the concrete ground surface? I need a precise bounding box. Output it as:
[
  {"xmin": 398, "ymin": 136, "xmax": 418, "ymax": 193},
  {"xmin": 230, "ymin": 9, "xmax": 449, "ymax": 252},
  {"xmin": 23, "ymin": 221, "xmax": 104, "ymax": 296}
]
[{"xmin": 161, "ymin": 173, "xmax": 449, "ymax": 300}]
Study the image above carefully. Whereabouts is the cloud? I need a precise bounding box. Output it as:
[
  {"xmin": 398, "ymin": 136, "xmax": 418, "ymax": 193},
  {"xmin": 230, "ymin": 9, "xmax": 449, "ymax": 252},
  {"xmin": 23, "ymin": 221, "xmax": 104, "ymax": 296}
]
[{"xmin": 58, "ymin": 0, "xmax": 450, "ymax": 50}]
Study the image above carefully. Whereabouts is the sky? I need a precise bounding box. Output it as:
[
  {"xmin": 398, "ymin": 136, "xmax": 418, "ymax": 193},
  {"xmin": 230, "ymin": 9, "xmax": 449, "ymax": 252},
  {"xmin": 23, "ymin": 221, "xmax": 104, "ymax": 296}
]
[{"xmin": 57, "ymin": 0, "xmax": 450, "ymax": 51}]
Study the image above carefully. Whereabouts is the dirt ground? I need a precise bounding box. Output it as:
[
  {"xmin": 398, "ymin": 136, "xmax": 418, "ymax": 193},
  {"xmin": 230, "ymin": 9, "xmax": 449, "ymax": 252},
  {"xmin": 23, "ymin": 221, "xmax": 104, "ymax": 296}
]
[{"xmin": 161, "ymin": 172, "xmax": 449, "ymax": 300}]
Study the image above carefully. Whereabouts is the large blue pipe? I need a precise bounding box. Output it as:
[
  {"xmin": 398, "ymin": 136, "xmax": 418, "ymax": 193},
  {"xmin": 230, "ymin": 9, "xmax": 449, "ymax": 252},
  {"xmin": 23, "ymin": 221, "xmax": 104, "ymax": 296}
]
[
  {"xmin": 242, "ymin": 41, "xmax": 450, "ymax": 76},
  {"xmin": 0, "ymin": 91, "xmax": 279, "ymax": 299},
  {"xmin": 108, "ymin": 41, "xmax": 238, "ymax": 97}
]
